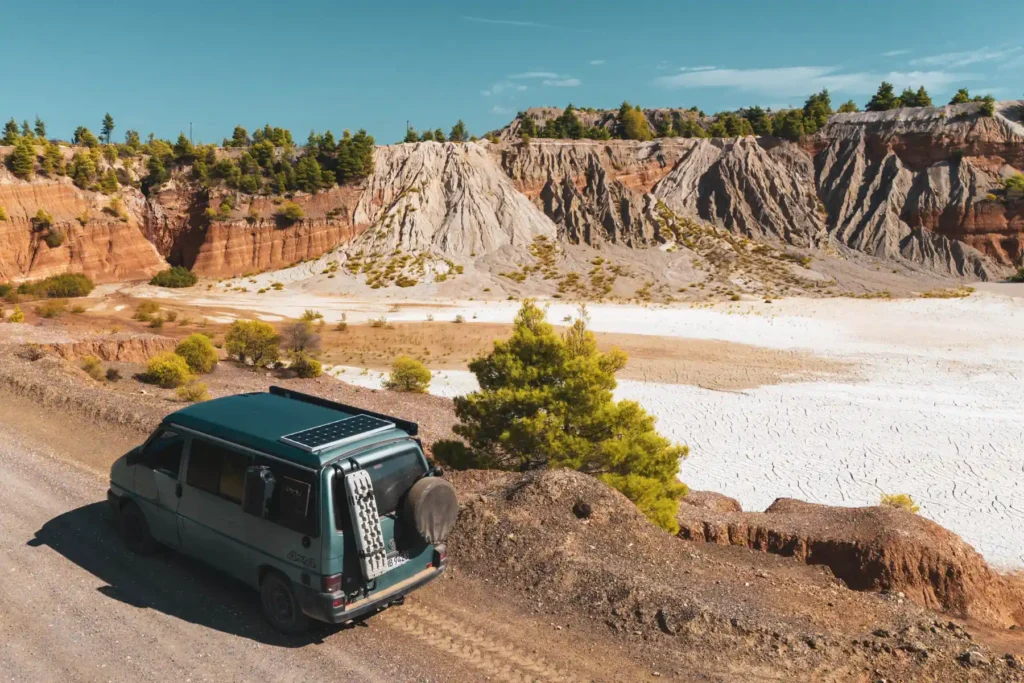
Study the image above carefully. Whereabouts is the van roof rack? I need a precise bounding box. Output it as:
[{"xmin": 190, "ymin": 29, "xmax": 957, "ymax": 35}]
[{"xmin": 269, "ymin": 386, "xmax": 419, "ymax": 437}]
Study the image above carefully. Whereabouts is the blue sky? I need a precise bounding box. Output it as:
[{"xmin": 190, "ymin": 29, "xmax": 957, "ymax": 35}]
[{"xmin": 3, "ymin": 0, "xmax": 1023, "ymax": 144}]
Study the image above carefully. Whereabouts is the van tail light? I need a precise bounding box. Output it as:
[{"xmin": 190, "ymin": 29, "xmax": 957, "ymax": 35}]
[
  {"xmin": 322, "ymin": 573, "xmax": 342, "ymax": 593},
  {"xmin": 433, "ymin": 545, "xmax": 447, "ymax": 567}
]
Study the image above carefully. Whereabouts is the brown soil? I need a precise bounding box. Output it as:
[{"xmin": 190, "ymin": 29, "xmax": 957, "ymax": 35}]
[
  {"xmin": 46, "ymin": 297, "xmax": 851, "ymax": 391},
  {"xmin": 677, "ymin": 496, "xmax": 1024, "ymax": 631}
]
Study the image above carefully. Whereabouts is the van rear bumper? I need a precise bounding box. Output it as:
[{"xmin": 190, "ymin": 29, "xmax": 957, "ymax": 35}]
[{"xmin": 296, "ymin": 564, "xmax": 446, "ymax": 624}]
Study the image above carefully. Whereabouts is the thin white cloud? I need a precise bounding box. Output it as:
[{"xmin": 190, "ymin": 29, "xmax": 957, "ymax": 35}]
[
  {"xmin": 510, "ymin": 71, "xmax": 560, "ymax": 79},
  {"xmin": 462, "ymin": 16, "xmax": 555, "ymax": 29},
  {"xmin": 910, "ymin": 46, "xmax": 1020, "ymax": 68},
  {"xmin": 589, "ymin": 59, "xmax": 606, "ymax": 66},
  {"xmin": 481, "ymin": 81, "xmax": 528, "ymax": 97},
  {"xmin": 542, "ymin": 78, "xmax": 581, "ymax": 87},
  {"xmin": 881, "ymin": 49, "xmax": 911, "ymax": 58},
  {"xmin": 679, "ymin": 65, "xmax": 717, "ymax": 72},
  {"xmin": 653, "ymin": 66, "xmax": 975, "ymax": 95},
  {"xmin": 490, "ymin": 104, "xmax": 515, "ymax": 115}
]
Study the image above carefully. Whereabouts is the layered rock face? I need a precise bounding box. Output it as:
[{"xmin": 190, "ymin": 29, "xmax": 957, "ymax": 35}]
[
  {"xmin": 497, "ymin": 140, "xmax": 685, "ymax": 246},
  {"xmin": 352, "ymin": 142, "xmax": 555, "ymax": 256},
  {"xmin": 4, "ymin": 104, "xmax": 1024, "ymax": 284},
  {"xmin": 0, "ymin": 168, "xmax": 166, "ymax": 283},
  {"xmin": 812, "ymin": 102, "xmax": 1024, "ymax": 274}
]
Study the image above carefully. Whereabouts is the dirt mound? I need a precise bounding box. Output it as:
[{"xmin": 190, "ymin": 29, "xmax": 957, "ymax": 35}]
[
  {"xmin": 445, "ymin": 469, "xmax": 1020, "ymax": 681},
  {"xmin": 677, "ymin": 497, "xmax": 1024, "ymax": 629}
]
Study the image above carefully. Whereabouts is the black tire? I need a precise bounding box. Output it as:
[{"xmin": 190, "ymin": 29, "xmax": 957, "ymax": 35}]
[
  {"xmin": 260, "ymin": 572, "xmax": 309, "ymax": 635},
  {"xmin": 119, "ymin": 501, "xmax": 158, "ymax": 555}
]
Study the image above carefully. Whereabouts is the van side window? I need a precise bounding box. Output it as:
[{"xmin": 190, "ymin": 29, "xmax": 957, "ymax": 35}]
[
  {"xmin": 186, "ymin": 439, "xmax": 251, "ymax": 504},
  {"xmin": 255, "ymin": 456, "xmax": 319, "ymax": 537},
  {"xmin": 142, "ymin": 429, "xmax": 185, "ymax": 477}
]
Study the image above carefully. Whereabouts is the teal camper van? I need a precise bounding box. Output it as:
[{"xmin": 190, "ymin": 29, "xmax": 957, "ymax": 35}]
[{"xmin": 107, "ymin": 386, "xmax": 457, "ymax": 633}]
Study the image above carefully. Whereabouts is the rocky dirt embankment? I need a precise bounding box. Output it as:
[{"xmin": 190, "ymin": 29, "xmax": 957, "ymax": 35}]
[
  {"xmin": 41, "ymin": 333, "xmax": 176, "ymax": 362},
  {"xmin": 448, "ymin": 469, "xmax": 1023, "ymax": 681},
  {"xmin": 677, "ymin": 493, "xmax": 1024, "ymax": 629}
]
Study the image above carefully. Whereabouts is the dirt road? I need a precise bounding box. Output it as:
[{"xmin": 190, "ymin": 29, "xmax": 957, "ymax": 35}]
[{"xmin": 0, "ymin": 410, "xmax": 642, "ymax": 683}]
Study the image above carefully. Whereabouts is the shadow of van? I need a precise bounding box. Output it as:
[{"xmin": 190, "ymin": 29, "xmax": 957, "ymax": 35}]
[{"xmin": 28, "ymin": 501, "xmax": 367, "ymax": 646}]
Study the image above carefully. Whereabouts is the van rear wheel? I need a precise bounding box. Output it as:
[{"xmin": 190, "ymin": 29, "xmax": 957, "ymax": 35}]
[
  {"xmin": 260, "ymin": 572, "xmax": 309, "ymax": 635},
  {"xmin": 119, "ymin": 501, "xmax": 157, "ymax": 555}
]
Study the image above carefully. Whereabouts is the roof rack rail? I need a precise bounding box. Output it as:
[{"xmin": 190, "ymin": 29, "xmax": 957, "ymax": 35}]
[{"xmin": 269, "ymin": 386, "xmax": 419, "ymax": 436}]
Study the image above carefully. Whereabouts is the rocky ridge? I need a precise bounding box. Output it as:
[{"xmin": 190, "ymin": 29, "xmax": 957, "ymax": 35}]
[{"xmin": 3, "ymin": 103, "xmax": 1023, "ymax": 285}]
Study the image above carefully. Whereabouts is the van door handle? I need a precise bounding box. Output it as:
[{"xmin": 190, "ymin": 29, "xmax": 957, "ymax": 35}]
[{"xmin": 175, "ymin": 483, "xmax": 182, "ymax": 498}]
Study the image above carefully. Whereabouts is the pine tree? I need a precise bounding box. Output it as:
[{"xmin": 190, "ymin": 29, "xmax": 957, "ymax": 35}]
[
  {"xmin": 438, "ymin": 301, "xmax": 689, "ymax": 533},
  {"xmin": 101, "ymin": 113, "xmax": 115, "ymax": 144},
  {"xmin": 33, "ymin": 116, "xmax": 46, "ymax": 139},
  {"xmin": 838, "ymin": 100, "xmax": 859, "ymax": 113},
  {"xmin": 124, "ymin": 129, "xmax": 141, "ymax": 150},
  {"xmin": 294, "ymin": 156, "xmax": 323, "ymax": 193},
  {"xmin": 866, "ymin": 81, "xmax": 901, "ymax": 111},
  {"xmin": 73, "ymin": 126, "xmax": 99, "ymax": 147},
  {"xmin": 518, "ymin": 112, "xmax": 538, "ymax": 138},
  {"xmin": 173, "ymin": 133, "xmax": 195, "ymax": 163},
  {"xmin": 41, "ymin": 142, "xmax": 65, "ymax": 176},
  {"xmin": 2, "ymin": 118, "xmax": 19, "ymax": 145},
  {"xmin": 949, "ymin": 88, "xmax": 971, "ymax": 105},
  {"xmin": 449, "ymin": 119, "xmax": 468, "ymax": 142},
  {"xmin": 403, "ymin": 127, "xmax": 419, "ymax": 143},
  {"xmin": 7, "ymin": 138, "xmax": 35, "ymax": 179},
  {"xmin": 99, "ymin": 168, "xmax": 119, "ymax": 194},
  {"xmin": 619, "ymin": 103, "xmax": 653, "ymax": 141},
  {"xmin": 742, "ymin": 107, "xmax": 773, "ymax": 135},
  {"xmin": 914, "ymin": 86, "xmax": 932, "ymax": 107},
  {"xmin": 802, "ymin": 89, "xmax": 833, "ymax": 134},
  {"xmin": 419, "ymin": 130, "xmax": 435, "ymax": 141},
  {"xmin": 433, "ymin": 128, "xmax": 445, "ymax": 142},
  {"xmin": 20, "ymin": 120, "xmax": 33, "ymax": 140}
]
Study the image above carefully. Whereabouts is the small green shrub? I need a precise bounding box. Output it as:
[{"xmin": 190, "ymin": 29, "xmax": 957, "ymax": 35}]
[
  {"xmin": 105, "ymin": 367, "xmax": 121, "ymax": 382},
  {"xmin": 880, "ymin": 493, "xmax": 920, "ymax": 513},
  {"xmin": 133, "ymin": 300, "xmax": 160, "ymax": 321},
  {"xmin": 165, "ymin": 311, "xmax": 178, "ymax": 322},
  {"xmin": 176, "ymin": 380, "xmax": 211, "ymax": 403},
  {"xmin": 291, "ymin": 352, "xmax": 322, "ymax": 378},
  {"xmin": 43, "ymin": 228, "xmax": 65, "ymax": 248},
  {"xmin": 36, "ymin": 299, "xmax": 67, "ymax": 318},
  {"xmin": 225, "ymin": 319, "xmax": 280, "ymax": 369},
  {"xmin": 453, "ymin": 314, "xmax": 465, "ymax": 323},
  {"xmin": 150, "ymin": 266, "xmax": 198, "ymax": 288},
  {"xmin": 175, "ymin": 333, "xmax": 219, "ymax": 373},
  {"xmin": 300, "ymin": 309, "xmax": 323, "ymax": 322},
  {"xmin": 383, "ymin": 356, "xmax": 431, "ymax": 393},
  {"xmin": 17, "ymin": 273, "xmax": 94, "ymax": 298},
  {"xmin": 80, "ymin": 355, "xmax": 105, "ymax": 381},
  {"xmin": 7, "ymin": 305, "xmax": 24, "ymax": 323},
  {"xmin": 0, "ymin": 206, "xmax": 7, "ymax": 221},
  {"xmin": 148, "ymin": 315, "xmax": 164, "ymax": 328},
  {"xmin": 369, "ymin": 317, "xmax": 387, "ymax": 328},
  {"xmin": 144, "ymin": 352, "xmax": 193, "ymax": 388},
  {"xmin": 276, "ymin": 201, "xmax": 304, "ymax": 225}
]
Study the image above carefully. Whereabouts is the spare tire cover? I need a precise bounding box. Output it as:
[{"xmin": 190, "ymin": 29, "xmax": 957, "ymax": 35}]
[{"xmin": 402, "ymin": 477, "xmax": 458, "ymax": 544}]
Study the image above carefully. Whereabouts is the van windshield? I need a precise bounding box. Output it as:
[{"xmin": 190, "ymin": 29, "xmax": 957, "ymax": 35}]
[{"xmin": 335, "ymin": 449, "xmax": 426, "ymax": 528}]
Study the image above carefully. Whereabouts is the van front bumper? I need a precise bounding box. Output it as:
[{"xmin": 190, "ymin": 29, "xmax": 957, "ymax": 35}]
[{"xmin": 296, "ymin": 564, "xmax": 446, "ymax": 624}]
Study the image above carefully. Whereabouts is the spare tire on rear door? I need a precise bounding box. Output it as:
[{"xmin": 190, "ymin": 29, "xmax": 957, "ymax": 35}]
[{"xmin": 402, "ymin": 476, "xmax": 458, "ymax": 544}]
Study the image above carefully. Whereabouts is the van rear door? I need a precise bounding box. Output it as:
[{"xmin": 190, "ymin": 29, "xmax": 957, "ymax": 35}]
[{"xmin": 333, "ymin": 444, "xmax": 435, "ymax": 596}]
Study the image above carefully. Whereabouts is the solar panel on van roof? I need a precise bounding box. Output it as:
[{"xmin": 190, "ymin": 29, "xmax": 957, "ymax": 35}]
[{"xmin": 279, "ymin": 414, "xmax": 394, "ymax": 453}]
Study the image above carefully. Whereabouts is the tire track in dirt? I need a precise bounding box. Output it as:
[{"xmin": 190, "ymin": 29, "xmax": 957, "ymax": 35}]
[{"xmin": 385, "ymin": 602, "xmax": 586, "ymax": 683}]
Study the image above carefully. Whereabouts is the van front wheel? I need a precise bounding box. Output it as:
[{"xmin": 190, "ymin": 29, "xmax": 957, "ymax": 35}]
[
  {"xmin": 260, "ymin": 572, "xmax": 309, "ymax": 635},
  {"xmin": 119, "ymin": 501, "xmax": 157, "ymax": 555}
]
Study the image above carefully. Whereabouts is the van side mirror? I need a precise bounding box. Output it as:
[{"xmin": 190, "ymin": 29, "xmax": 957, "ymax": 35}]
[
  {"xmin": 243, "ymin": 466, "xmax": 276, "ymax": 518},
  {"xmin": 125, "ymin": 446, "xmax": 144, "ymax": 467}
]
